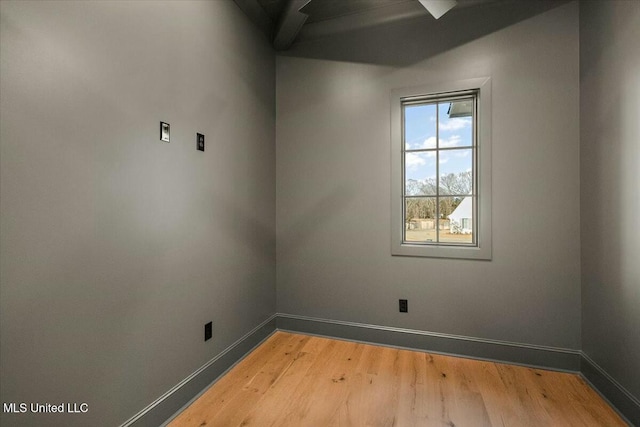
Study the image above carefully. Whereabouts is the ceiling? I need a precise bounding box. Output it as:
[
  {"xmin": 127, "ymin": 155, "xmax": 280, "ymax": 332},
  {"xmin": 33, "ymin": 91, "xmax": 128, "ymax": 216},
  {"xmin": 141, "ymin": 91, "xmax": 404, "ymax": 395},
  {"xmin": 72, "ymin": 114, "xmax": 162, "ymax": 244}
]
[{"xmin": 233, "ymin": 0, "xmax": 503, "ymax": 50}]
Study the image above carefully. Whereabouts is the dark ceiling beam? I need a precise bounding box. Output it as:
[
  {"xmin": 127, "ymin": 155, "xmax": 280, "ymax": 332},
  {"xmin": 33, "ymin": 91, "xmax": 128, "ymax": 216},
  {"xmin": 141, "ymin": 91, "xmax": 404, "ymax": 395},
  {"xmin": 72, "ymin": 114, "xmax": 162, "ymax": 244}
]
[
  {"xmin": 233, "ymin": 0, "xmax": 274, "ymax": 39},
  {"xmin": 298, "ymin": 0, "xmax": 427, "ymax": 42},
  {"xmin": 273, "ymin": 0, "xmax": 313, "ymax": 50}
]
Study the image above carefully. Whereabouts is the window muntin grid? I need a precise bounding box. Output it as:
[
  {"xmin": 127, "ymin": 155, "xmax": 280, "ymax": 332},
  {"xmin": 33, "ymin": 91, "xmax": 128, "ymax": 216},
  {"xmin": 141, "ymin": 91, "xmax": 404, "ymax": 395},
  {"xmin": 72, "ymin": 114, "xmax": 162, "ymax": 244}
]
[{"xmin": 402, "ymin": 92, "xmax": 478, "ymax": 247}]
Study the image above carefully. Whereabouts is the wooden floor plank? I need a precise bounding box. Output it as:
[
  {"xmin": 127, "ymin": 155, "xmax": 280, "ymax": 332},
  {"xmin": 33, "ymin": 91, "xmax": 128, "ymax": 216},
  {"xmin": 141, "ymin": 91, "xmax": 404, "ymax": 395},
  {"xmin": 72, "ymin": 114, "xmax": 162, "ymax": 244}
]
[
  {"xmin": 168, "ymin": 332, "xmax": 627, "ymax": 427},
  {"xmin": 468, "ymin": 359, "xmax": 531, "ymax": 426},
  {"xmin": 169, "ymin": 333, "xmax": 310, "ymax": 427},
  {"xmin": 271, "ymin": 338, "xmax": 362, "ymax": 426}
]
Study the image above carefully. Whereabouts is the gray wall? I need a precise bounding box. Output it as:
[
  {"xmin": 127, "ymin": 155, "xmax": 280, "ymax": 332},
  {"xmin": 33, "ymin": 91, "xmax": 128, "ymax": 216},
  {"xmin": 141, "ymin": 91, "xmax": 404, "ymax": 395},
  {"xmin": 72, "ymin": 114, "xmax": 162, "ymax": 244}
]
[
  {"xmin": 0, "ymin": 1, "xmax": 275, "ymax": 426},
  {"xmin": 580, "ymin": 0, "xmax": 640, "ymax": 400},
  {"xmin": 276, "ymin": 2, "xmax": 581, "ymax": 350},
  {"xmin": 7, "ymin": 0, "xmax": 638, "ymax": 425}
]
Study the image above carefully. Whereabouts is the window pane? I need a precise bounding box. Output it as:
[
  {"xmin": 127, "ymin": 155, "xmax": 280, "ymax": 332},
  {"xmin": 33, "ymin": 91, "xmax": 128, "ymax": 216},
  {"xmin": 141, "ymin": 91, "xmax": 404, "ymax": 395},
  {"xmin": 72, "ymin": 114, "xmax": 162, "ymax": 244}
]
[
  {"xmin": 439, "ymin": 149, "xmax": 473, "ymax": 195},
  {"xmin": 405, "ymin": 197, "xmax": 437, "ymax": 242},
  {"xmin": 439, "ymin": 196, "xmax": 474, "ymax": 244},
  {"xmin": 405, "ymin": 152, "xmax": 437, "ymax": 196},
  {"xmin": 439, "ymin": 100, "xmax": 473, "ymax": 149},
  {"xmin": 393, "ymin": 82, "xmax": 489, "ymax": 256},
  {"xmin": 404, "ymin": 104, "xmax": 437, "ymax": 150}
]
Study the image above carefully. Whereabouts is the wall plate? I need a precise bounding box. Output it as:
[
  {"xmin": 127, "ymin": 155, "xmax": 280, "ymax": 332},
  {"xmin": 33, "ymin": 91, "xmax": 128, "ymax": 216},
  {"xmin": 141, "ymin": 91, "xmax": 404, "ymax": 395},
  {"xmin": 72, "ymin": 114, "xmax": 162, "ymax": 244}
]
[
  {"xmin": 197, "ymin": 133, "xmax": 205, "ymax": 151},
  {"xmin": 160, "ymin": 122, "xmax": 170, "ymax": 142},
  {"xmin": 204, "ymin": 321, "xmax": 212, "ymax": 341}
]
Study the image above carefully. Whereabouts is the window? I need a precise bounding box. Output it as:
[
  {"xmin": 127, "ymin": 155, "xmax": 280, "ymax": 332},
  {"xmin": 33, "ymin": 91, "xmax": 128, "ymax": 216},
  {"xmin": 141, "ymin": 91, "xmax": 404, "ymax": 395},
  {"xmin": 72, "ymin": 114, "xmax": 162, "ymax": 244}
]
[{"xmin": 391, "ymin": 78, "xmax": 492, "ymax": 259}]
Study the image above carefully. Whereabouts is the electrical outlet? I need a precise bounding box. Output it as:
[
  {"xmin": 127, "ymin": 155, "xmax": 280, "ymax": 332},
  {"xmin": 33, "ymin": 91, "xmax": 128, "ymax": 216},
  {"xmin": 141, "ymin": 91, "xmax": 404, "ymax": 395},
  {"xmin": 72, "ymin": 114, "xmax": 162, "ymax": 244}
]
[
  {"xmin": 204, "ymin": 321, "xmax": 212, "ymax": 341},
  {"xmin": 399, "ymin": 299, "xmax": 408, "ymax": 313}
]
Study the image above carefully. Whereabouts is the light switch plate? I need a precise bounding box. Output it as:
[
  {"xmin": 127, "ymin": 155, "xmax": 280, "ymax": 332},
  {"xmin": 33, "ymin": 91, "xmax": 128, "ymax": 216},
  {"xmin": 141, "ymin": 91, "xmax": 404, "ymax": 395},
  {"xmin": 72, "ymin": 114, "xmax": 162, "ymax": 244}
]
[
  {"xmin": 204, "ymin": 321, "xmax": 212, "ymax": 341},
  {"xmin": 197, "ymin": 133, "xmax": 205, "ymax": 151},
  {"xmin": 160, "ymin": 122, "xmax": 170, "ymax": 142}
]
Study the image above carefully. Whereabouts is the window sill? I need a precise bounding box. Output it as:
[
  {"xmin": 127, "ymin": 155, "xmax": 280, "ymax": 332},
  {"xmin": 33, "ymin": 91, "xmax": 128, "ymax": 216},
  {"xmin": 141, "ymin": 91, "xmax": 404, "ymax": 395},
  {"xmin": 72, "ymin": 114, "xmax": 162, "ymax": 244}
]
[{"xmin": 391, "ymin": 242, "xmax": 492, "ymax": 260}]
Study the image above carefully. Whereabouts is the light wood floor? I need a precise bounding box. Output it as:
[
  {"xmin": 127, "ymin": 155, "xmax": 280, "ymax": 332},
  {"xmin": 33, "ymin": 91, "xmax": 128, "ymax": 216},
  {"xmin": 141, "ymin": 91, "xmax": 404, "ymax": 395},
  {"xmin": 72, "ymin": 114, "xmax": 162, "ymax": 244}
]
[{"xmin": 168, "ymin": 331, "xmax": 626, "ymax": 427}]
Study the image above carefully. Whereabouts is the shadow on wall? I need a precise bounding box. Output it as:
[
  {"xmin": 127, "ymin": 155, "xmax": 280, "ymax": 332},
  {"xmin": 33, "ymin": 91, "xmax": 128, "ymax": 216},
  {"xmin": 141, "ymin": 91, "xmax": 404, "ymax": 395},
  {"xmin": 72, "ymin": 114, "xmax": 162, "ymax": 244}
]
[
  {"xmin": 277, "ymin": 188, "xmax": 355, "ymax": 258},
  {"xmin": 579, "ymin": 0, "xmax": 639, "ymax": 81},
  {"xmin": 580, "ymin": 0, "xmax": 640, "ymax": 402},
  {"xmin": 281, "ymin": 0, "xmax": 570, "ymax": 67}
]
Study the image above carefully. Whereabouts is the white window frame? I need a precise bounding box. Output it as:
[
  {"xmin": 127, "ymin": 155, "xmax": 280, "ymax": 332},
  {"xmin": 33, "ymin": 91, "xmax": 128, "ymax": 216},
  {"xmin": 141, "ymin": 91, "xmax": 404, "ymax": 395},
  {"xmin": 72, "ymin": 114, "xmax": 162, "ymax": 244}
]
[{"xmin": 391, "ymin": 77, "xmax": 492, "ymax": 260}]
